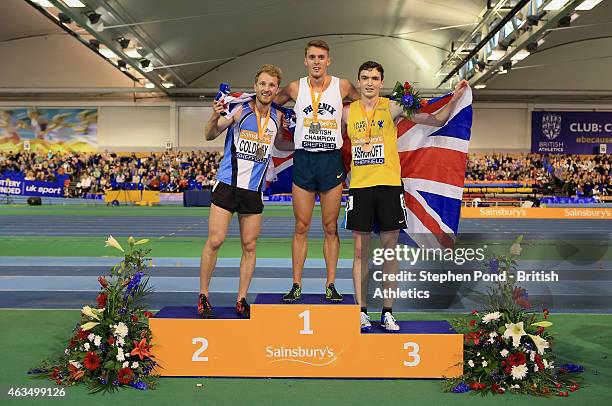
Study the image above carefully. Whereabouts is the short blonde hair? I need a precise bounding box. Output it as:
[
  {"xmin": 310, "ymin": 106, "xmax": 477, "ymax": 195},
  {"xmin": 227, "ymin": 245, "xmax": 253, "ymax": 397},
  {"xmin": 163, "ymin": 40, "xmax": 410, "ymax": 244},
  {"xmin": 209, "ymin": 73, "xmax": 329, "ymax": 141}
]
[
  {"xmin": 255, "ymin": 64, "xmax": 282, "ymax": 85},
  {"xmin": 305, "ymin": 40, "xmax": 330, "ymax": 55}
]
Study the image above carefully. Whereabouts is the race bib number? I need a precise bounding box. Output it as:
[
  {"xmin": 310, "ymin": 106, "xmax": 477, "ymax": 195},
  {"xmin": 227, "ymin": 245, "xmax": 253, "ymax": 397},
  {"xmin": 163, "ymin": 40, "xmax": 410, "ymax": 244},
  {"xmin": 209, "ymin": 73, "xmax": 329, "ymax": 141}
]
[{"xmin": 352, "ymin": 144, "xmax": 385, "ymax": 166}]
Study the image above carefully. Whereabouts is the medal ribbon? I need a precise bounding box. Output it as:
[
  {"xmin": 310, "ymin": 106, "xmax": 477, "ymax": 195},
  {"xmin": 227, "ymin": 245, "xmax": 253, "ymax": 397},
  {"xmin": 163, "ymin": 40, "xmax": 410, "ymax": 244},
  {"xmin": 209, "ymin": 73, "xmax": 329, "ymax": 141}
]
[
  {"xmin": 308, "ymin": 75, "xmax": 329, "ymax": 127},
  {"xmin": 358, "ymin": 97, "xmax": 380, "ymax": 144},
  {"xmin": 254, "ymin": 104, "xmax": 271, "ymax": 151}
]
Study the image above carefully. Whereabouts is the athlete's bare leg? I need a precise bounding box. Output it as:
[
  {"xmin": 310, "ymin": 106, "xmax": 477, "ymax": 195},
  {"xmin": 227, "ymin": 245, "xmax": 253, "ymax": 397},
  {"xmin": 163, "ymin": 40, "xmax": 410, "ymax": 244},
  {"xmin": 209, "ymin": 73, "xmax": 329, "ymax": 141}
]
[
  {"xmin": 236, "ymin": 213, "xmax": 262, "ymax": 301},
  {"xmin": 199, "ymin": 204, "xmax": 233, "ymax": 295},
  {"xmin": 379, "ymin": 230, "xmax": 400, "ymax": 309},
  {"xmin": 319, "ymin": 183, "xmax": 343, "ymax": 286},
  {"xmin": 352, "ymin": 231, "xmax": 371, "ymax": 307},
  {"xmin": 291, "ymin": 182, "xmax": 316, "ymax": 285}
]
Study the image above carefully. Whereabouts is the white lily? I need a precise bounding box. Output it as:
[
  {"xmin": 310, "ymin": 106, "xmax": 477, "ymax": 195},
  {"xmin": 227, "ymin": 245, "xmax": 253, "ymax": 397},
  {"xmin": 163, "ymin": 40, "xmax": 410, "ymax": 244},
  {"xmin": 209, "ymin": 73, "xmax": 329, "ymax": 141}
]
[
  {"xmin": 81, "ymin": 321, "xmax": 100, "ymax": 331},
  {"xmin": 135, "ymin": 238, "xmax": 150, "ymax": 245},
  {"xmin": 510, "ymin": 243, "xmax": 522, "ymax": 256},
  {"xmin": 81, "ymin": 305, "xmax": 103, "ymax": 321},
  {"xmin": 105, "ymin": 235, "xmax": 124, "ymax": 252},
  {"xmin": 528, "ymin": 334, "xmax": 550, "ymax": 355},
  {"xmin": 503, "ymin": 321, "xmax": 527, "ymax": 348}
]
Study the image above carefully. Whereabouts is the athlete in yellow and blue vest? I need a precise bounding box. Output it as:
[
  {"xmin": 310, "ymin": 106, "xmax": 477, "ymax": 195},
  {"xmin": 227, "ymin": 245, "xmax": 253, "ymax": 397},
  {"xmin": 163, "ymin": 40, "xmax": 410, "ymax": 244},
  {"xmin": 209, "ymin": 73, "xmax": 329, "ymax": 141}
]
[{"xmin": 341, "ymin": 61, "xmax": 469, "ymax": 332}]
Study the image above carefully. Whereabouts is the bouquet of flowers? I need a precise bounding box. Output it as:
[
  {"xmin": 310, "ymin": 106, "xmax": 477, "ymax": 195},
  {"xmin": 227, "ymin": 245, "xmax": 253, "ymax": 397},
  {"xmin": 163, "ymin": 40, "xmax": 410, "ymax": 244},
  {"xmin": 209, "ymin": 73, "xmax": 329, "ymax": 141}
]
[
  {"xmin": 444, "ymin": 236, "xmax": 583, "ymax": 396},
  {"xmin": 29, "ymin": 236, "xmax": 159, "ymax": 393},
  {"xmin": 389, "ymin": 81, "xmax": 428, "ymax": 117}
]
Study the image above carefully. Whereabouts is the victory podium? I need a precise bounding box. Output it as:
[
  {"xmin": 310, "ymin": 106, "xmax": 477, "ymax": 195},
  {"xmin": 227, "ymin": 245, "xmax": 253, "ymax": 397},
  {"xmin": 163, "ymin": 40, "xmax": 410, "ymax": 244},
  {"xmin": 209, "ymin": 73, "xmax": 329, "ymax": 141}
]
[{"xmin": 150, "ymin": 294, "xmax": 463, "ymax": 378}]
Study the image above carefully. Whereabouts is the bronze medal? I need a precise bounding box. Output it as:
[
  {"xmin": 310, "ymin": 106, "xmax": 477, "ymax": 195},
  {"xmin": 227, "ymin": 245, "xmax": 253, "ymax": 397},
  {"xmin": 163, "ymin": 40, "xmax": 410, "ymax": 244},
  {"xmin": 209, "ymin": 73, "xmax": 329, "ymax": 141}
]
[{"xmin": 256, "ymin": 146, "xmax": 265, "ymax": 160}]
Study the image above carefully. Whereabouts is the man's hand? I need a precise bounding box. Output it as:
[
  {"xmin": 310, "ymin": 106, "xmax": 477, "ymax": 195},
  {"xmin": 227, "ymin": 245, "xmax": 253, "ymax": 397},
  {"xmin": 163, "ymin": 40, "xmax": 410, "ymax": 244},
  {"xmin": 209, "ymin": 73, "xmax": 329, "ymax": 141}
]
[
  {"xmin": 450, "ymin": 80, "xmax": 469, "ymax": 104},
  {"xmin": 211, "ymin": 100, "xmax": 225, "ymax": 119}
]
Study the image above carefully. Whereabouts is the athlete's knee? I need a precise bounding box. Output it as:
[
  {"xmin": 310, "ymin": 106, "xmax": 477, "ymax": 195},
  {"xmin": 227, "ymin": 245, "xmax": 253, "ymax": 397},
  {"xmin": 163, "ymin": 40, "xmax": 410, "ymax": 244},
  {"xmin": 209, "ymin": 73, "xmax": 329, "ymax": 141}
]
[
  {"xmin": 241, "ymin": 239, "xmax": 257, "ymax": 256},
  {"xmin": 205, "ymin": 233, "xmax": 225, "ymax": 251},
  {"xmin": 294, "ymin": 219, "xmax": 311, "ymax": 236},
  {"xmin": 323, "ymin": 220, "xmax": 338, "ymax": 237}
]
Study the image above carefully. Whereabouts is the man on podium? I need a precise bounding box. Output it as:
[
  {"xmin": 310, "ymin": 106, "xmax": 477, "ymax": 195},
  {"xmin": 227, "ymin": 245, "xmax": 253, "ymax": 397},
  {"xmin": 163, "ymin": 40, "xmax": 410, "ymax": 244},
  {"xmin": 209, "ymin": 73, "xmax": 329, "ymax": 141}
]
[
  {"xmin": 342, "ymin": 61, "xmax": 468, "ymax": 332},
  {"xmin": 274, "ymin": 40, "xmax": 359, "ymax": 303},
  {"xmin": 199, "ymin": 64, "xmax": 293, "ymax": 319}
]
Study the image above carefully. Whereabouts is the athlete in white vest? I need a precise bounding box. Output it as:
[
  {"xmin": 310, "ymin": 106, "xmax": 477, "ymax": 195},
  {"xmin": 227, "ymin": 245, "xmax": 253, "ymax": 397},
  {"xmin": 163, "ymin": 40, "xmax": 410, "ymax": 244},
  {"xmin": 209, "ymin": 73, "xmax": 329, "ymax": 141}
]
[{"xmin": 275, "ymin": 40, "xmax": 359, "ymax": 302}]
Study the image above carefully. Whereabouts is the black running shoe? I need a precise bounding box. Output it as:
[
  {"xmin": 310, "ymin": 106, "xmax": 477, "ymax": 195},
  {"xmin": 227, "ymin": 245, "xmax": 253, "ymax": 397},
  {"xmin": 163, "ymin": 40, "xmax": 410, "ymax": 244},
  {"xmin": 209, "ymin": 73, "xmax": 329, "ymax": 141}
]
[
  {"xmin": 197, "ymin": 293, "xmax": 213, "ymax": 318},
  {"xmin": 325, "ymin": 283, "xmax": 343, "ymax": 302},
  {"xmin": 236, "ymin": 297, "xmax": 251, "ymax": 319},
  {"xmin": 282, "ymin": 283, "xmax": 302, "ymax": 302}
]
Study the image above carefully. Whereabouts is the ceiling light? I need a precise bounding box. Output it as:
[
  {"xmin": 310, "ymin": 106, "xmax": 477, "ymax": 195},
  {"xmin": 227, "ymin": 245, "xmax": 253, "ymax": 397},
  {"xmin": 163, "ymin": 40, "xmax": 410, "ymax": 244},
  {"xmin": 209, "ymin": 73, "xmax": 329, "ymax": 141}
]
[
  {"xmin": 99, "ymin": 47, "xmax": 118, "ymax": 59},
  {"xmin": 86, "ymin": 12, "xmax": 104, "ymax": 31},
  {"xmin": 124, "ymin": 48, "xmax": 141, "ymax": 58},
  {"xmin": 487, "ymin": 49, "xmax": 506, "ymax": 61},
  {"xmin": 511, "ymin": 49, "xmax": 530, "ymax": 61},
  {"xmin": 543, "ymin": 0, "xmax": 570, "ymax": 11},
  {"xmin": 140, "ymin": 59, "xmax": 154, "ymax": 72},
  {"xmin": 162, "ymin": 82, "xmax": 175, "ymax": 88},
  {"xmin": 32, "ymin": 0, "xmax": 53, "ymax": 7},
  {"xmin": 117, "ymin": 60, "xmax": 128, "ymax": 72},
  {"xmin": 117, "ymin": 37, "xmax": 130, "ymax": 49},
  {"xmin": 144, "ymin": 82, "xmax": 155, "ymax": 89},
  {"xmin": 62, "ymin": 0, "xmax": 85, "ymax": 7},
  {"xmin": 576, "ymin": 0, "xmax": 603, "ymax": 10},
  {"xmin": 88, "ymin": 39, "xmax": 99, "ymax": 50},
  {"xmin": 474, "ymin": 84, "xmax": 486, "ymax": 89}
]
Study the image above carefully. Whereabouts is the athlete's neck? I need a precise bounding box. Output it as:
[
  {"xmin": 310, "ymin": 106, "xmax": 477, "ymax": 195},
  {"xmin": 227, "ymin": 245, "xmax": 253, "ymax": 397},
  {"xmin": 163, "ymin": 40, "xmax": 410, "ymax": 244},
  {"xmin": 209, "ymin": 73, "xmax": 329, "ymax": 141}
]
[
  {"xmin": 308, "ymin": 74, "xmax": 329, "ymax": 91},
  {"xmin": 253, "ymin": 99, "xmax": 271, "ymax": 115},
  {"xmin": 360, "ymin": 95, "xmax": 379, "ymax": 110}
]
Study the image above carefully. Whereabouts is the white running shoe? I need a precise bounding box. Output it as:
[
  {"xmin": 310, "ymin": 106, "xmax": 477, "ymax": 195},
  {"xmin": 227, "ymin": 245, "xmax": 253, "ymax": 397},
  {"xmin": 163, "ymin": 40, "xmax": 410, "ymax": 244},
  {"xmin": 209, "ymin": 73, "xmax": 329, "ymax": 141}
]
[
  {"xmin": 360, "ymin": 312, "xmax": 371, "ymax": 332},
  {"xmin": 382, "ymin": 312, "xmax": 400, "ymax": 332}
]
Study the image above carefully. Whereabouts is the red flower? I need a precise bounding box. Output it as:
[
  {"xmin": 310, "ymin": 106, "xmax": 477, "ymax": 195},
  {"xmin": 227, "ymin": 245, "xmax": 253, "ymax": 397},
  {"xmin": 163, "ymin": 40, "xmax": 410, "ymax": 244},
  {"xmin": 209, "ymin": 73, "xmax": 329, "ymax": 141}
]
[
  {"xmin": 471, "ymin": 309, "xmax": 478, "ymax": 315},
  {"xmin": 83, "ymin": 351, "xmax": 100, "ymax": 370},
  {"xmin": 131, "ymin": 315, "xmax": 138, "ymax": 322},
  {"xmin": 50, "ymin": 368, "xmax": 60, "ymax": 380},
  {"xmin": 497, "ymin": 388, "xmax": 505, "ymax": 395},
  {"xmin": 508, "ymin": 352, "xmax": 526, "ymax": 367},
  {"xmin": 465, "ymin": 331, "xmax": 480, "ymax": 345},
  {"xmin": 69, "ymin": 364, "xmax": 84, "ymax": 381},
  {"xmin": 131, "ymin": 338, "xmax": 153, "ymax": 360},
  {"xmin": 143, "ymin": 311, "xmax": 154, "ymax": 318},
  {"xmin": 535, "ymin": 354, "xmax": 545, "ymax": 370},
  {"xmin": 469, "ymin": 319, "xmax": 476, "ymax": 327},
  {"xmin": 470, "ymin": 382, "xmax": 485, "ymax": 390},
  {"xmin": 569, "ymin": 383, "xmax": 580, "ymax": 392},
  {"xmin": 501, "ymin": 360, "xmax": 506, "ymax": 367},
  {"xmin": 536, "ymin": 326, "xmax": 545, "ymax": 335},
  {"xmin": 491, "ymin": 383, "xmax": 500, "ymax": 392},
  {"xmin": 543, "ymin": 308, "xmax": 550, "ymax": 319},
  {"xmin": 96, "ymin": 293, "xmax": 107, "ymax": 308},
  {"xmin": 118, "ymin": 367, "xmax": 134, "ymax": 384},
  {"xmin": 555, "ymin": 382, "xmax": 562, "ymax": 389},
  {"xmin": 107, "ymin": 336, "xmax": 115, "ymax": 345},
  {"xmin": 404, "ymin": 82, "xmax": 411, "ymax": 90},
  {"xmin": 504, "ymin": 365, "xmax": 512, "ymax": 375},
  {"xmin": 98, "ymin": 276, "xmax": 108, "ymax": 288},
  {"xmin": 76, "ymin": 328, "xmax": 88, "ymax": 340},
  {"xmin": 55, "ymin": 379, "xmax": 62, "ymax": 385}
]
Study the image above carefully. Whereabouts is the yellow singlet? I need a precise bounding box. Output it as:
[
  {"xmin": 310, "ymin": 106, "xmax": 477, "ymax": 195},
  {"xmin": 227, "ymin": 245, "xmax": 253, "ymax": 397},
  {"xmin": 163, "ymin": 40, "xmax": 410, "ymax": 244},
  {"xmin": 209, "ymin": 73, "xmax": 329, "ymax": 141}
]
[{"xmin": 347, "ymin": 97, "xmax": 401, "ymax": 188}]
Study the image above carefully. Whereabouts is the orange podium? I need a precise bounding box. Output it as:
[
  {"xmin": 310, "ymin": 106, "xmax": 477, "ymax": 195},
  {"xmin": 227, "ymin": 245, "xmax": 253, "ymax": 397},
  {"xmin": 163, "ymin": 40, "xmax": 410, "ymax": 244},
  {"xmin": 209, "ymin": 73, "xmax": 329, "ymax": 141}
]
[{"xmin": 149, "ymin": 294, "xmax": 463, "ymax": 378}]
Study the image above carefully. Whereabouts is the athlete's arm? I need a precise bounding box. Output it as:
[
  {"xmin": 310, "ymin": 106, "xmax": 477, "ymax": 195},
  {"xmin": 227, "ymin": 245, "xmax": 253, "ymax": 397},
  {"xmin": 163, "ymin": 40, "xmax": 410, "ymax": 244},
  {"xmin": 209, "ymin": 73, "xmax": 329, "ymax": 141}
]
[
  {"xmin": 273, "ymin": 109, "xmax": 295, "ymax": 151},
  {"xmin": 390, "ymin": 80, "xmax": 470, "ymax": 126},
  {"xmin": 340, "ymin": 78, "xmax": 360, "ymax": 102},
  {"xmin": 204, "ymin": 101, "xmax": 238, "ymax": 140},
  {"xmin": 341, "ymin": 104, "xmax": 350, "ymax": 134},
  {"xmin": 273, "ymin": 80, "xmax": 299, "ymax": 106}
]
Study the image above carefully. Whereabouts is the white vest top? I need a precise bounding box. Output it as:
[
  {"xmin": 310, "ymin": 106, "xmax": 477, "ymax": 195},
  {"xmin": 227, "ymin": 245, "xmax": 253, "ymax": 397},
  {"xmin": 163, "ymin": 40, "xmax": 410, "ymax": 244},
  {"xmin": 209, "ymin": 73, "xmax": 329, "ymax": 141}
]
[{"xmin": 293, "ymin": 76, "xmax": 343, "ymax": 151}]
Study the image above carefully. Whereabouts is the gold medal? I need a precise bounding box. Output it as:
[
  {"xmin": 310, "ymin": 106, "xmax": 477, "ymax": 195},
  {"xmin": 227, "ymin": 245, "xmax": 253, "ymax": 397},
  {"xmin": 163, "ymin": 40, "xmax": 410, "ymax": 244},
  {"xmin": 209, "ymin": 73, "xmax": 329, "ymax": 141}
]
[
  {"xmin": 308, "ymin": 75, "xmax": 329, "ymax": 135},
  {"xmin": 362, "ymin": 142, "xmax": 373, "ymax": 153},
  {"xmin": 253, "ymin": 102, "xmax": 271, "ymax": 161}
]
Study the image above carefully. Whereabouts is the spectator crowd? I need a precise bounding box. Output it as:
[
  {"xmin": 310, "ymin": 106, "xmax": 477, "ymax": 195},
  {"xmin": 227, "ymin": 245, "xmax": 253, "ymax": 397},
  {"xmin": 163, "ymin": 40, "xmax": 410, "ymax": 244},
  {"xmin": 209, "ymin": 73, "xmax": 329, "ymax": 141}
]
[{"xmin": 1, "ymin": 151, "xmax": 610, "ymax": 198}]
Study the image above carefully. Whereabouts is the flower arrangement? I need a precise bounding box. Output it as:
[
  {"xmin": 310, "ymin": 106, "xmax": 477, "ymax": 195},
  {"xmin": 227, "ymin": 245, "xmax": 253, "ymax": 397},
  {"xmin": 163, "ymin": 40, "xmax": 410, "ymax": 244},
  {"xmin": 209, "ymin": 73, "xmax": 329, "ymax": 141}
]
[
  {"xmin": 29, "ymin": 236, "xmax": 159, "ymax": 393},
  {"xmin": 444, "ymin": 236, "xmax": 583, "ymax": 396},
  {"xmin": 389, "ymin": 81, "xmax": 428, "ymax": 117}
]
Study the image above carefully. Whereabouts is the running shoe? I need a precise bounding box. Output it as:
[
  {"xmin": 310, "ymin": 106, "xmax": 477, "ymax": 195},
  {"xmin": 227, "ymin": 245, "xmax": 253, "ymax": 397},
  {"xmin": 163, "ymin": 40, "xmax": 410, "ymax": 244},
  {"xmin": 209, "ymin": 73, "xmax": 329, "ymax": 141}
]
[
  {"xmin": 360, "ymin": 311, "xmax": 371, "ymax": 332},
  {"xmin": 381, "ymin": 312, "xmax": 400, "ymax": 332},
  {"xmin": 325, "ymin": 283, "xmax": 343, "ymax": 302},
  {"xmin": 197, "ymin": 293, "xmax": 213, "ymax": 319},
  {"xmin": 282, "ymin": 283, "xmax": 302, "ymax": 302},
  {"xmin": 236, "ymin": 297, "xmax": 251, "ymax": 319}
]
